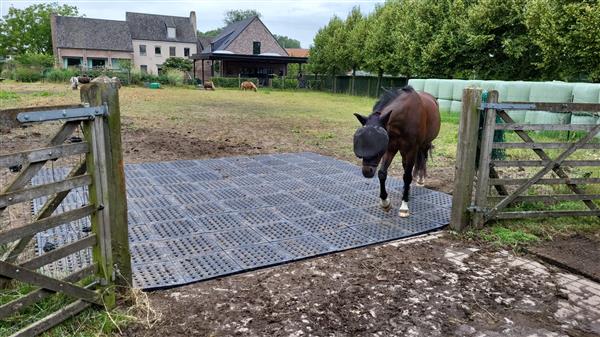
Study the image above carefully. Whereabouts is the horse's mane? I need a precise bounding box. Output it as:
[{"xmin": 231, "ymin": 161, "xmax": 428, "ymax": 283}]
[{"xmin": 372, "ymin": 85, "xmax": 415, "ymax": 113}]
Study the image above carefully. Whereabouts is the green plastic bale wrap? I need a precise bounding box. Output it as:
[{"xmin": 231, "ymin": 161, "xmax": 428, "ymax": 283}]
[
  {"xmin": 437, "ymin": 99, "xmax": 452, "ymax": 113},
  {"xmin": 450, "ymin": 100, "xmax": 462, "ymax": 114},
  {"xmin": 571, "ymin": 113, "xmax": 598, "ymax": 124},
  {"xmin": 507, "ymin": 111, "xmax": 528, "ymax": 123},
  {"xmin": 451, "ymin": 80, "xmax": 467, "ymax": 101},
  {"xmin": 525, "ymin": 110, "xmax": 571, "ymax": 125},
  {"xmin": 505, "ymin": 81, "xmax": 531, "ymax": 102},
  {"xmin": 423, "ymin": 79, "xmax": 439, "ymax": 98},
  {"xmin": 529, "ymin": 82, "xmax": 573, "ymax": 103},
  {"xmin": 408, "ymin": 79, "xmax": 425, "ymax": 91},
  {"xmin": 572, "ymin": 83, "xmax": 600, "ymax": 103},
  {"xmin": 483, "ymin": 81, "xmax": 508, "ymax": 102},
  {"xmin": 437, "ymin": 79, "xmax": 454, "ymax": 100}
]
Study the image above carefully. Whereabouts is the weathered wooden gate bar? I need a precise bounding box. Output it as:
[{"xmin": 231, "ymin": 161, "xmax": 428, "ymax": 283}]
[
  {"xmin": 488, "ymin": 194, "xmax": 600, "ymax": 202},
  {"xmin": 0, "ymin": 142, "xmax": 89, "ymax": 168},
  {"xmin": 482, "ymin": 102, "xmax": 600, "ymax": 112},
  {"xmin": 495, "ymin": 123, "xmax": 597, "ymax": 131},
  {"xmin": 492, "ymin": 142, "xmax": 600, "ymax": 149},
  {"xmin": 20, "ymin": 235, "xmax": 97, "ymax": 270},
  {"xmin": 0, "ymin": 174, "xmax": 91, "ymax": 209},
  {"xmin": 16, "ymin": 105, "xmax": 107, "ymax": 124},
  {"xmin": 492, "ymin": 160, "xmax": 600, "ymax": 167},
  {"xmin": 489, "ymin": 177, "xmax": 600, "ymax": 185}
]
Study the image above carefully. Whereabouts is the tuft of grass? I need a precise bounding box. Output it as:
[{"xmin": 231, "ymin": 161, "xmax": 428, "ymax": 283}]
[
  {"xmin": 481, "ymin": 226, "xmax": 540, "ymax": 247},
  {"xmin": 0, "ymin": 90, "xmax": 19, "ymax": 100}
]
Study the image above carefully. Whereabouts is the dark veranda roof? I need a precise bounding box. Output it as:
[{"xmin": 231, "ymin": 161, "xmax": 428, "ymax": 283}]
[
  {"xmin": 126, "ymin": 12, "xmax": 197, "ymax": 43},
  {"xmin": 55, "ymin": 16, "xmax": 133, "ymax": 51},
  {"xmin": 208, "ymin": 16, "xmax": 256, "ymax": 52}
]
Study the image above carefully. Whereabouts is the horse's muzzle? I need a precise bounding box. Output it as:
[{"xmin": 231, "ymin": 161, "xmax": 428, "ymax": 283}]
[{"xmin": 362, "ymin": 165, "xmax": 376, "ymax": 178}]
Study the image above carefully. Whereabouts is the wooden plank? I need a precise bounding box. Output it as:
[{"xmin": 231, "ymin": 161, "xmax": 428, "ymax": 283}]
[
  {"xmin": 81, "ymin": 78, "xmax": 131, "ymax": 290},
  {"xmin": 0, "ymin": 261, "xmax": 101, "ymax": 305},
  {"xmin": 9, "ymin": 300, "xmax": 91, "ymax": 337},
  {"xmin": 492, "ymin": 142, "xmax": 600, "ymax": 149},
  {"xmin": 472, "ymin": 90, "xmax": 498, "ymax": 227},
  {"xmin": 486, "ymin": 123, "xmax": 600, "ymax": 220},
  {"xmin": 492, "ymin": 160, "xmax": 600, "ymax": 167},
  {"xmin": 489, "ymin": 166, "xmax": 508, "ymax": 195},
  {"xmin": 0, "ymin": 264, "xmax": 96, "ymax": 319},
  {"xmin": 0, "ymin": 142, "xmax": 89, "ymax": 168},
  {"xmin": 0, "ymin": 174, "xmax": 91, "ymax": 209},
  {"xmin": 493, "ymin": 210, "xmax": 600, "ymax": 219},
  {"xmin": 496, "ymin": 110, "xmax": 599, "ymax": 214},
  {"xmin": 0, "ymin": 105, "xmax": 82, "ymax": 130},
  {"xmin": 450, "ymin": 88, "xmax": 482, "ymax": 231},
  {"xmin": 20, "ymin": 235, "xmax": 97, "ymax": 270},
  {"xmin": 503, "ymin": 102, "xmax": 600, "ymax": 113},
  {"xmin": 0, "ymin": 205, "xmax": 95, "ymax": 245},
  {"xmin": 489, "ymin": 177, "xmax": 600, "ymax": 185},
  {"xmin": 495, "ymin": 123, "xmax": 597, "ymax": 131},
  {"xmin": 488, "ymin": 194, "xmax": 600, "ymax": 203}
]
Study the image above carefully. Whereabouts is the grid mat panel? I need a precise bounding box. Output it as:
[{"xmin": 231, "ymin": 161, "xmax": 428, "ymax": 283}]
[{"xmin": 31, "ymin": 153, "xmax": 449, "ymax": 289}]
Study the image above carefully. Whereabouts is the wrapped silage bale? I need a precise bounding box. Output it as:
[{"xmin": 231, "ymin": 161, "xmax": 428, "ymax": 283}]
[
  {"xmin": 408, "ymin": 78, "xmax": 426, "ymax": 91},
  {"xmin": 423, "ymin": 79, "xmax": 440, "ymax": 98},
  {"xmin": 452, "ymin": 79, "xmax": 468, "ymax": 101},
  {"xmin": 505, "ymin": 81, "xmax": 532, "ymax": 123},
  {"xmin": 437, "ymin": 79, "xmax": 454, "ymax": 100},
  {"xmin": 438, "ymin": 99, "xmax": 452, "ymax": 113},
  {"xmin": 572, "ymin": 83, "xmax": 600, "ymax": 129},
  {"xmin": 450, "ymin": 100, "xmax": 463, "ymax": 114},
  {"xmin": 483, "ymin": 81, "xmax": 509, "ymax": 102},
  {"xmin": 526, "ymin": 82, "xmax": 573, "ymax": 125}
]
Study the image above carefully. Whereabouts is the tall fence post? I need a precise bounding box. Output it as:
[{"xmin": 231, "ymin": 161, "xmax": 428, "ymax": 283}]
[
  {"xmin": 450, "ymin": 88, "xmax": 482, "ymax": 231},
  {"xmin": 80, "ymin": 76, "xmax": 132, "ymax": 288}
]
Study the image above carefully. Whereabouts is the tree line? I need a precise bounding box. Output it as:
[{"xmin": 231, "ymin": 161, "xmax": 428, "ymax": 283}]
[{"xmin": 309, "ymin": 0, "xmax": 600, "ymax": 82}]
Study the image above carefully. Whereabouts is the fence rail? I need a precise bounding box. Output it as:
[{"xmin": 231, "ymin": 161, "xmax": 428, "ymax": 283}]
[
  {"xmin": 451, "ymin": 88, "xmax": 600, "ymax": 229},
  {"xmin": 0, "ymin": 77, "xmax": 130, "ymax": 336}
]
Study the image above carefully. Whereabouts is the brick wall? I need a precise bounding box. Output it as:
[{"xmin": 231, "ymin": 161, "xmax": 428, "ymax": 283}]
[{"xmin": 226, "ymin": 19, "xmax": 288, "ymax": 56}]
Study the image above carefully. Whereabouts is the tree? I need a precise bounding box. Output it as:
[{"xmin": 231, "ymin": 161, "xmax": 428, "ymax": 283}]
[
  {"xmin": 308, "ymin": 16, "xmax": 346, "ymax": 76},
  {"xmin": 274, "ymin": 35, "xmax": 301, "ymax": 48},
  {"xmin": 224, "ymin": 9, "xmax": 261, "ymax": 25},
  {"xmin": 197, "ymin": 28, "xmax": 223, "ymax": 39},
  {"xmin": 162, "ymin": 57, "xmax": 193, "ymax": 72},
  {"xmin": 364, "ymin": 2, "xmax": 402, "ymax": 80},
  {"xmin": 0, "ymin": 3, "xmax": 79, "ymax": 56},
  {"xmin": 345, "ymin": 7, "xmax": 367, "ymax": 76}
]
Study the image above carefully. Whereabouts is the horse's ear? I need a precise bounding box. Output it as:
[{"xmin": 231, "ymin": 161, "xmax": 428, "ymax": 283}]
[
  {"xmin": 354, "ymin": 113, "xmax": 367, "ymax": 126},
  {"xmin": 380, "ymin": 110, "xmax": 392, "ymax": 126}
]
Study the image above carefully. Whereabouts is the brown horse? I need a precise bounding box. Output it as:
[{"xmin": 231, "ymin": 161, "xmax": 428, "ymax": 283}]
[
  {"xmin": 203, "ymin": 81, "xmax": 216, "ymax": 90},
  {"xmin": 353, "ymin": 86, "xmax": 440, "ymax": 217},
  {"xmin": 241, "ymin": 81, "xmax": 257, "ymax": 92}
]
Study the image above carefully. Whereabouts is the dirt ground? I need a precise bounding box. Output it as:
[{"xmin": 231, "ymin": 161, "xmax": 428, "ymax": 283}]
[{"xmin": 122, "ymin": 235, "xmax": 599, "ymax": 337}]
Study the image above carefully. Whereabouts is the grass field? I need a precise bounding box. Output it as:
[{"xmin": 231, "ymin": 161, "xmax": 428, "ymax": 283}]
[{"xmin": 1, "ymin": 80, "xmax": 599, "ymax": 335}]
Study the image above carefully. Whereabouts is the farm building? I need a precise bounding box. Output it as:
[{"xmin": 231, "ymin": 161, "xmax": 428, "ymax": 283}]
[
  {"xmin": 50, "ymin": 11, "xmax": 198, "ymax": 75},
  {"xmin": 192, "ymin": 16, "xmax": 308, "ymax": 85}
]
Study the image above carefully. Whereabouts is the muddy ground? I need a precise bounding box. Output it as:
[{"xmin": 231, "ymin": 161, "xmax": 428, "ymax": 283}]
[{"xmin": 123, "ymin": 236, "xmax": 599, "ymax": 337}]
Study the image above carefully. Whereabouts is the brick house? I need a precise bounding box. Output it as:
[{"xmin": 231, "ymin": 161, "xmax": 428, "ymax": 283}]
[
  {"xmin": 51, "ymin": 12, "xmax": 198, "ymax": 75},
  {"xmin": 192, "ymin": 16, "xmax": 308, "ymax": 85}
]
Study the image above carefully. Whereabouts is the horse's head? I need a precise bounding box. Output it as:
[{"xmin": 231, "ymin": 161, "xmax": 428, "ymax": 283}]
[{"xmin": 353, "ymin": 112, "xmax": 390, "ymax": 178}]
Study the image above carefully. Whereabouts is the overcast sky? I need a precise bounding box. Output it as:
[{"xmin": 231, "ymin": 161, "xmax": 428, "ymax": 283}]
[{"xmin": 0, "ymin": 0, "xmax": 383, "ymax": 48}]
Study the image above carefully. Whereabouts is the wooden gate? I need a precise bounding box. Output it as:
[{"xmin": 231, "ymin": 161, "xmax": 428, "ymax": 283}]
[
  {"xmin": 0, "ymin": 78, "xmax": 131, "ymax": 336},
  {"xmin": 451, "ymin": 88, "xmax": 600, "ymax": 230}
]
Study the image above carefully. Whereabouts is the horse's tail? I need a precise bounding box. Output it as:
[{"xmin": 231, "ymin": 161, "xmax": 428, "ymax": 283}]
[{"xmin": 414, "ymin": 143, "xmax": 433, "ymax": 179}]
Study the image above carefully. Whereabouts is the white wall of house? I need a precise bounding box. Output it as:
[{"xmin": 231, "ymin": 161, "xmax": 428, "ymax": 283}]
[
  {"xmin": 57, "ymin": 48, "xmax": 133, "ymax": 69},
  {"xmin": 132, "ymin": 40, "xmax": 197, "ymax": 74}
]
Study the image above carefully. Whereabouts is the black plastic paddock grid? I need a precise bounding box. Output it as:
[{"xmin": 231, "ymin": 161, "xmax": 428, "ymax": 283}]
[{"xmin": 31, "ymin": 152, "xmax": 451, "ymax": 289}]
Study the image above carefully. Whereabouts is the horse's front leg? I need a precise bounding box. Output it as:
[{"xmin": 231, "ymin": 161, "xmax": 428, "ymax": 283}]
[
  {"xmin": 378, "ymin": 150, "xmax": 396, "ymax": 211},
  {"xmin": 399, "ymin": 150, "xmax": 417, "ymax": 217}
]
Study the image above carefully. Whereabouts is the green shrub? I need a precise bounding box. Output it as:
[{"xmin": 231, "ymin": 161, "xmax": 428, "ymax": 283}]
[
  {"xmin": 15, "ymin": 67, "xmax": 42, "ymax": 82},
  {"xmin": 163, "ymin": 69, "xmax": 184, "ymax": 86},
  {"xmin": 44, "ymin": 68, "xmax": 77, "ymax": 82},
  {"xmin": 15, "ymin": 53, "xmax": 54, "ymax": 68},
  {"xmin": 0, "ymin": 90, "xmax": 18, "ymax": 100},
  {"xmin": 272, "ymin": 78, "xmax": 299, "ymax": 89},
  {"xmin": 211, "ymin": 77, "xmax": 258, "ymax": 88}
]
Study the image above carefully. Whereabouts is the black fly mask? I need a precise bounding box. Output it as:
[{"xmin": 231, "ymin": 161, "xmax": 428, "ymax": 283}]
[{"xmin": 353, "ymin": 125, "xmax": 389, "ymax": 159}]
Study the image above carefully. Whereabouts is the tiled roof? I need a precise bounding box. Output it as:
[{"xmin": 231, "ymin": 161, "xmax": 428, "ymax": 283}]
[
  {"xmin": 54, "ymin": 16, "xmax": 133, "ymax": 51},
  {"xmin": 126, "ymin": 12, "xmax": 197, "ymax": 43}
]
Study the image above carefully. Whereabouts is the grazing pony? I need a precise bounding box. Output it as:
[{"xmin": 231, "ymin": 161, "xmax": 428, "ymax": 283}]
[
  {"xmin": 204, "ymin": 81, "xmax": 216, "ymax": 90},
  {"xmin": 241, "ymin": 81, "xmax": 257, "ymax": 92},
  {"xmin": 353, "ymin": 86, "xmax": 440, "ymax": 217}
]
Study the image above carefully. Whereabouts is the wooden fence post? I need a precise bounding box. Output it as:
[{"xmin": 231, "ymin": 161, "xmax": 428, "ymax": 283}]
[
  {"xmin": 80, "ymin": 77, "xmax": 132, "ymax": 288},
  {"xmin": 450, "ymin": 88, "xmax": 482, "ymax": 231}
]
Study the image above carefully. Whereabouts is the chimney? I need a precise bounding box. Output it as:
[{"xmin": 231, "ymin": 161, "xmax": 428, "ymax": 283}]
[{"xmin": 190, "ymin": 11, "xmax": 197, "ymax": 33}]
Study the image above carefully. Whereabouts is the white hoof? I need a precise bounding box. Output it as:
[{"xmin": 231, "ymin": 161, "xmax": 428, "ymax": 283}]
[
  {"xmin": 416, "ymin": 178, "xmax": 425, "ymax": 187},
  {"xmin": 398, "ymin": 201, "xmax": 410, "ymax": 217},
  {"xmin": 380, "ymin": 198, "xmax": 391, "ymax": 211}
]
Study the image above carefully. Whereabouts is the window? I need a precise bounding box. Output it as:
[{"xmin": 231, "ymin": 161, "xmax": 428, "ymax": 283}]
[
  {"xmin": 253, "ymin": 41, "xmax": 261, "ymax": 55},
  {"xmin": 140, "ymin": 65, "xmax": 148, "ymax": 73},
  {"xmin": 155, "ymin": 46, "xmax": 161, "ymax": 55},
  {"xmin": 184, "ymin": 48, "xmax": 190, "ymax": 57},
  {"xmin": 169, "ymin": 46, "xmax": 176, "ymax": 56},
  {"xmin": 167, "ymin": 27, "xmax": 176, "ymax": 39},
  {"xmin": 139, "ymin": 45, "xmax": 147, "ymax": 56}
]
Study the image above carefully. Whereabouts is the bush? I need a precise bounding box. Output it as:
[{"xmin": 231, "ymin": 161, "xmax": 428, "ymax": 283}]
[
  {"xmin": 44, "ymin": 68, "xmax": 77, "ymax": 82},
  {"xmin": 15, "ymin": 53, "xmax": 54, "ymax": 68},
  {"xmin": 0, "ymin": 90, "xmax": 18, "ymax": 100},
  {"xmin": 211, "ymin": 77, "xmax": 259, "ymax": 88},
  {"xmin": 272, "ymin": 78, "xmax": 299, "ymax": 89},
  {"xmin": 15, "ymin": 67, "xmax": 42, "ymax": 82},
  {"xmin": 163, "ymin": 69, "xmax": 184, "ymax": 86}
]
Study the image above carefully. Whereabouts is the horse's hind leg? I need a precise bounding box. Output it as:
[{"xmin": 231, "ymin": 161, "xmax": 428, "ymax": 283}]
[
  {"xmin": 399, "ymin": 150, "xmax": 417, "ymax": 217},
  {"xmin": 378, "ymin": 150, "xmax": 397, "ymax": 211}
]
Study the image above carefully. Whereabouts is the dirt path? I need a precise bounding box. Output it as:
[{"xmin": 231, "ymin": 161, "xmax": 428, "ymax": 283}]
[{"xmin": 123, "ymin": 235, "xmax": 599, "ymax": 337}]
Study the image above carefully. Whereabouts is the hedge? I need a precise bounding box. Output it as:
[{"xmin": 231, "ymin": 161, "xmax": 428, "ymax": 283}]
[
  {"xmin": 211, "ymin": 77, "xmax": 258, "ymax": 88},
  {"xmin": 15, "ymin": 68, "xmax": 42, "ymax": 82}
]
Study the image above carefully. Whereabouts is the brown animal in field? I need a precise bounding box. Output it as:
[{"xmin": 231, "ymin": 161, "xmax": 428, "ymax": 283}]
[
  {"xmin": 203, "ymin": 81, "xmax": 215, "ymax": 90},
  {"xmin": 241, "ymin": 81, "xmax": 257, "ymax": 92}
]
